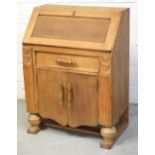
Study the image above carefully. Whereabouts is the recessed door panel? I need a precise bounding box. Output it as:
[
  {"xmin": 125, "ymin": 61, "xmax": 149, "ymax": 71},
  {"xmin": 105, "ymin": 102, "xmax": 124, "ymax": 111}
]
[
  {"xmin": 37, "ymin": 69, "xmax": 67, "ymax": 126},
  {"xmin": 66, "ymin": 73, "xmax": 98, "ymax": 127}
]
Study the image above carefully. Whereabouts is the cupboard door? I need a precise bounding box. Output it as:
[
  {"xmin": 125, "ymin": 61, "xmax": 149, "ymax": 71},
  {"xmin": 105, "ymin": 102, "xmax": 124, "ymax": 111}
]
[
  {"xmin": 37, "ymin": 69, "xmax": 67, "ymax": 126},
  {"xmin": 66, "ymin": 73, "xmax": 98, "ymax": 127}
]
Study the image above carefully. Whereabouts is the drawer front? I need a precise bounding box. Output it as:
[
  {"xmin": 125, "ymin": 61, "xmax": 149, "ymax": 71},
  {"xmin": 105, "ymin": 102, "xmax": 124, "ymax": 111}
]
[{"xmin": 35, "ymin": 52, "xmax": 99, "ymax": 73}]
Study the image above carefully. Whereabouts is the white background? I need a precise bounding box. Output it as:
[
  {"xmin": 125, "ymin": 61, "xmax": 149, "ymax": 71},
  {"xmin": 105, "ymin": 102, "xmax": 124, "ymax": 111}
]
[{"xmin": 17, "ymin": 0, "xmax": 138, "ymax": 104}]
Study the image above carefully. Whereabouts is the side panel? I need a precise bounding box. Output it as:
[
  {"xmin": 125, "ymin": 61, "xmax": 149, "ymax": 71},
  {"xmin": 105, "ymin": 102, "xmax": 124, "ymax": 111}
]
[{"xmin": 112, "ymin": 9, "xmax": 129, "ymax": 125}]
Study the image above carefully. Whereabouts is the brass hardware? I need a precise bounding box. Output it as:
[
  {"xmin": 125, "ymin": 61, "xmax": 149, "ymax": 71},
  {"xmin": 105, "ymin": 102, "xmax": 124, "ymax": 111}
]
[
  {"xmin": 59, "ymin": 82, "xmax": 64, "ymax": 105},
  {"xmin": 67, "ymin": 83, "xmax": 72, "ymax": 107},
  {"xmin": 55, "ymin": 58, "xmax": 76, "ymax": 66}
]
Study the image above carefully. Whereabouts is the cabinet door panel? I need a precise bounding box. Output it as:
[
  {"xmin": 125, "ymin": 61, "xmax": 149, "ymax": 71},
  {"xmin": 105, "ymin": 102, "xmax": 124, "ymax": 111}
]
[
  {"xmin": 67, "ymin": 73, "xmax": 98, "ymax": 127},
  {"xmin": 37, "ymin": 69, "xmax": 67, "ymax": 126}
]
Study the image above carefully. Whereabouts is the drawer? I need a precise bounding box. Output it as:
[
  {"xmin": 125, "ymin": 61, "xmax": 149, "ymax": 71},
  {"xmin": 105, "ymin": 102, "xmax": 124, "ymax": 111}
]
[{"xmin": 35, "ymin": 52, "xmax": 99, "ymax": 73}]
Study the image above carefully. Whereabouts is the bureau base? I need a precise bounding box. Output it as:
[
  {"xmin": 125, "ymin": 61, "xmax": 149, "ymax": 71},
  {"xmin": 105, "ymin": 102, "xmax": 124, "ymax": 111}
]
[
  {"xmin": 27, "ymin": 109, "xmax": 128, "ymax": 149},
  {"xmin": 24, "ymin": 5, "xmax": 129, "ymax": 149}
]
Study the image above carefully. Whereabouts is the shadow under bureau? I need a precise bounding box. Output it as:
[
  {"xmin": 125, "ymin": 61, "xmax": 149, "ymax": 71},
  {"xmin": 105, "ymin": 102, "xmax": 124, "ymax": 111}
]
[{"xmin": 23, "ymin": 5, "xmax": 129, "ymax": 149}]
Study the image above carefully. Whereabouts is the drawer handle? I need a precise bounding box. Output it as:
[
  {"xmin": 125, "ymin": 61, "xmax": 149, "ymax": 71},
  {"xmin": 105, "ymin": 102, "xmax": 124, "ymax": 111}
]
[
  {"xmin": 55, "ymin": 58, "xmax": 76, "ymax": 66},
  {"xmin": 59, "ymin": 82, "xmax": 64, "ymax": 105},
  {"xmin": 67, "ymin": 83, "xmax": 72, "ymax": 107}
]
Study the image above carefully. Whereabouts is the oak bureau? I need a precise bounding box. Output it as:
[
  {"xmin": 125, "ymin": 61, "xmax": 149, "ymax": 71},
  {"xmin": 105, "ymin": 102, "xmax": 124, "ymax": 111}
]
[{"xmin": 23, "ymin": 5, "xmax": 129, "ymax": 148}]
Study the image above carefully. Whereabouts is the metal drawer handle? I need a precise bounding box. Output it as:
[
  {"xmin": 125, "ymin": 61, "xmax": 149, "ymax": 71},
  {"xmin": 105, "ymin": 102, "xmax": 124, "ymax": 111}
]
[
  {"xmin": 55, "ymin": 58, "xmax": 76, "ymax": 66},
  {"xmin": 59, "ymin": 82, "xmax": 64, "ymax": 105},
  {"xmin": 67, "ymin": 83, "xmax": 72, "ymax": 107}
]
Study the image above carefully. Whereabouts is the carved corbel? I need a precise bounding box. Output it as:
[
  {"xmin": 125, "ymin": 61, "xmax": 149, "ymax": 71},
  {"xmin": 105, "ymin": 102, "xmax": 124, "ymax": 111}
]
[
  {"xmin": 23, "ymin": 46, "xmax": 33, "ymax": 67},
  {"xmin": 99, "ymin": 53, "xmax": 112, "ymax": 76}
]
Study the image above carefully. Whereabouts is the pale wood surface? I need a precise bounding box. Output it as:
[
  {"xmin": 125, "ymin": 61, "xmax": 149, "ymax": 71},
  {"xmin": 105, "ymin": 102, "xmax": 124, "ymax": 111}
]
[
  {"xmin": 37, "ymin": 69, "xmax": 67, "ymax": 126},
  {"xmin": 23, "ymin": 5, "xmax": 129, "ymax": 149},
  {"xmin": 32, "ymin": 15, "xmax": 110, "ymax": 43},
  {"xmin": 27, "ymin": 114, "xmax": 41, "ymax": 134},
  {"xmin": 37, "ymin": 68, "xmax": 98, "ymax": 127},
  {"xmin": 100, "ymin": 109, "xmax": 128, "ymax": 148},
  {"xmin": 98, "ymin": 53, "xmax": 113, "ymax": 127},
  {"xmin": 66, "ymin": 73, "xmax": 98, "ymax": 127},
  {"xmin": 23, "ymin": 5, "xmax": 125, "ymax": 51},
  {"xmin": 23, "ymin": 46, "xmax": 37, "ymax": 113},
  {"xmin": 98, "ymin": 76, "xmax": 113, "ymax": 127},
  {"xmin": 112, "ymin": 9, "xmax": 129, "ymax": 125},
  {"xmin": 35, "ymin": 51, "xmax": 99, "ymax": 73},
  {"xmin": 101, "ymin": 126, "xmax": 117, "ymax": 148}
]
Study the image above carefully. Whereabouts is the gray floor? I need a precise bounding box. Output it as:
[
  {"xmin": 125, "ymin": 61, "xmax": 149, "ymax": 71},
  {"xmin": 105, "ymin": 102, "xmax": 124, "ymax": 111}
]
[{"xmin": 17, "ymin": 100, "xmax": 138, "ymax": 155}]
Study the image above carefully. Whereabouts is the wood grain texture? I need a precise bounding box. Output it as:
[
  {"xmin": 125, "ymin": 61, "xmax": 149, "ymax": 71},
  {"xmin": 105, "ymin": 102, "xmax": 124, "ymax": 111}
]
[
  {"xmin": 111, "ymin": 9, "xmax": 129, "ymax": 125},
  {"xmin": 32, "ymin": 15, "xmax": 110, "ymax": 43},
  {"xmin": 98, "ymin": 53, "xmax": 113, "ymax": 127},
  {"xmin": 23, "ymin": 5, "xmax": 129, "ymax": 149},
  {"xmin": 98, "ymin": 9, "xmax": 129, "ymax": 127},
  {"xmin": 66, "ymin": 73, "xmax": 98, "ymax": 127},
  {"xmin": 23, "ymin": 46, "xmax": 37, "ymax": 113},
  {"xmin": 30, "ymin": 45, "xmax": 103, "ymax": 56},
  {"xmin": 37, "ymin": 69, "xmax": 98, "ymax": 127},
  {"xmin": 98, "ymin": 75, "xmax": 113, "ymax": 127},
  {"xmin": 23, "ymin": 5, "xmax": 124, "ymax": 51},
  {"xmin": 35, "ymin": 51, "xmax": 99, "ymax": 73},
  {"xmin": 37, "ymin": 69, "xmax": 67, "ymax": 126}
]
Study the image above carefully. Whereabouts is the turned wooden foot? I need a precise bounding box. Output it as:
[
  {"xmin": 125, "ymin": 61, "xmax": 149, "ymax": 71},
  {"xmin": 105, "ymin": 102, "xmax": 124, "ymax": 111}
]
[
  {"xmin": 27, "ymin": 114, "xmax": 41, "ymax": 134},
  {"xmin": 100, "ymin": 127, "xmax": 117, "ymax": 149},
  {"xmin": 100, "ymin": 108, "xmax": 129, "ymax": 148}
]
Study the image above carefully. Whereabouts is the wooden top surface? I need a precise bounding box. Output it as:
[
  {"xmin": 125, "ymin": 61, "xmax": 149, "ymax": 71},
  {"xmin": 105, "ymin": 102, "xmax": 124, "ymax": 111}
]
[
  {"xmin": 38, "ymin": 5, "xmax": 127, "ymax": 12},
  {"xmin": 23, "ymin": 5, "xmax": 128, "ymax": 51}
]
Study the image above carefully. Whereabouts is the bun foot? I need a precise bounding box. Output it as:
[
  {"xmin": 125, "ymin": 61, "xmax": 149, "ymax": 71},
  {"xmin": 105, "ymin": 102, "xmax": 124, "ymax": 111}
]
[
  {"xmin": 100, "ymin": 127, "xmax": 117, "ymax": 149},
  {"xmin": 27, "ymin": 114, "xmax": 41, "ymax": 134}
]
